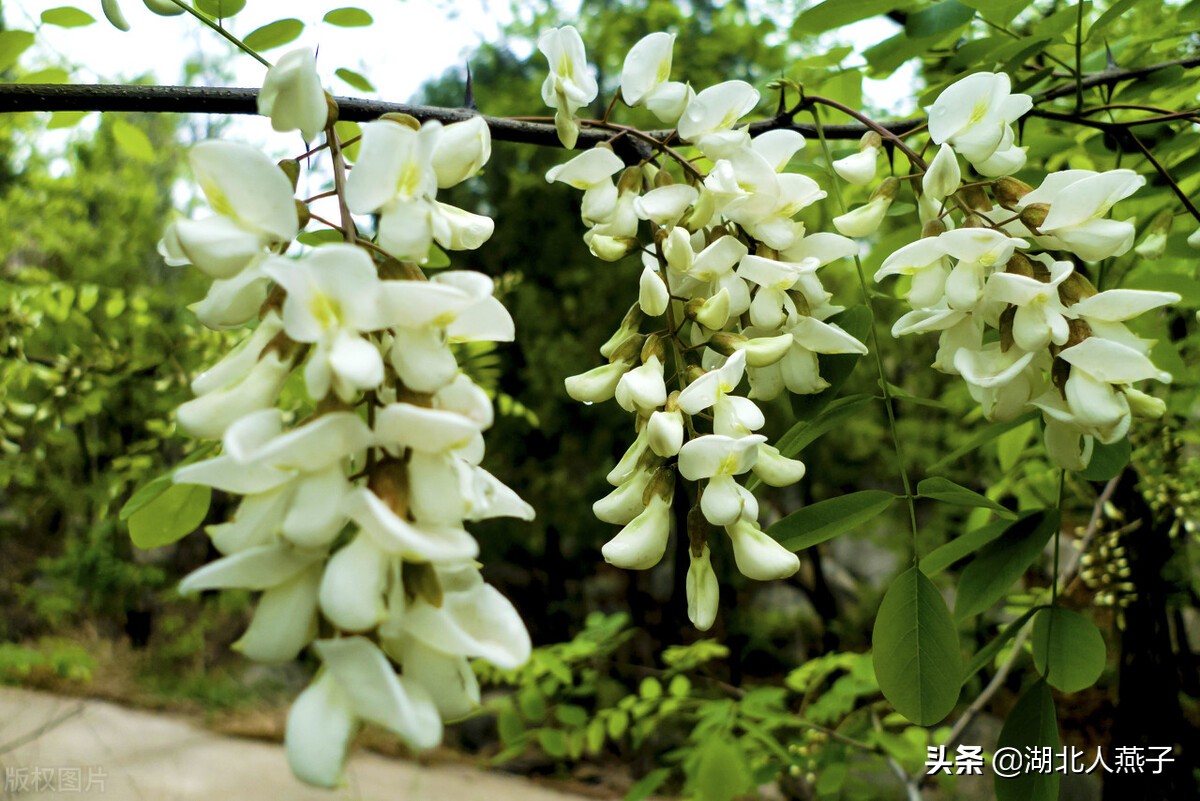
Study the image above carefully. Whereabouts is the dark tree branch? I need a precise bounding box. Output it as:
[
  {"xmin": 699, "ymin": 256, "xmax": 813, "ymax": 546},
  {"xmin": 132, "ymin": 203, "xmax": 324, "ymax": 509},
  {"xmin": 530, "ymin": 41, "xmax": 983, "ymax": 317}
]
[
  {"xmin": 0, "ymin": 52, "xmax": 1195, "ymax": 153},
  {"xmin": 0, "ymin": 83, "xmax": 917, "ymax": 148}
]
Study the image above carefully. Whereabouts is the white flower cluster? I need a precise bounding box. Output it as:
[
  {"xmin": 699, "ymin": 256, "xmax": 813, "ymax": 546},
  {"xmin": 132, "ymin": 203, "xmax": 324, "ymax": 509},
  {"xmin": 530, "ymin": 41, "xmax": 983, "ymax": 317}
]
[
  {"xmin": 543, "ymin": 28, "xmax": 869, "ymax": 631},
  {"xmin": 160, "ymin": 50, "xmax": 532, "ymax": 788},
  {"xmin": 875, "ymin": 74, "xmax": 1180, "ymax": 471}
]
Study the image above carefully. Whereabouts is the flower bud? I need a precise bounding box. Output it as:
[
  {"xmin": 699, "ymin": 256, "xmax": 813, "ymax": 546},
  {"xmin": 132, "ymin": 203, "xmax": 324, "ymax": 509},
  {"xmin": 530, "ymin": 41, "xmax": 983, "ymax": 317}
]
[
  {"xmin": 380, "ymin": 112, "xmax": 421, "ymax": 130},
  {"xmin": 648, "ymin": 407, "xmax": 684, "ymax": 457},
  {"xmin": 432, "ymin": 116, "xmax": 491, "ymax": 188},
  {"xmin": 725, "ymin": 518, "xmax": 800, "ymax": 581},
  {"xmin": 994, "ymin": 176, "xmax": 1033, "ymax": 209},
  {"xmin": 617, "ymin": 166, "xmax": 643, "ymax": 195},
  {"xmin": 1057, "ymin": 271, "xmax": 1098, "ymax": 305},
  {"xmin": 833, "ymin": 195, "xmax": 891, "ymax": 238},
  {"xmin": 258, "ymin": 48, "xmax": 329, "ymax": 142},
  {"xmin": 750, "ymin": 443, "xmax": 806, "ymax": 486},
  {"xmin": 594, "ymin": 466, "xmax": 657, "ymax": 524},
  {"xmin": 602, "ymin": 490, "xmax": 672, "ymax": 570},
  {"xmin": 1125, "ymin": 388, "xmax": 1165, "ymax": 418},
  {"xmin": 564, "ymin": 361, "xmax": 631, "ymax": 403},
  {"xmin": 588, "ymin": 234, "xmax": 639, "ymax": 261},
  {"xmin": 832, "ymin": 147, "xmax": 878, "ymax": 186},
  {"xmin": 707, "ymin": 331, "xmax": 747, "ymax": 356},
  {"xmin": 599, "ymin": 305, "xmax": 645, "ymax": 358},
  {"xmin": 921, "ymin": 218, "xmax": 947, "ymax": 239},
  {"xmin": 638, "ymin": 266, "xmax": 670, "ymax": 316},
  {"xmin": 1020, "ymin": 203, "xmax": 1050, "ymax": 230},
  {"xmin": 871, "ymin": 176, "xmax": 900, "ymax": 202},
  {"xmin": 680, "ymin": 187, "xmax": 716, "ymax": 232},
  {"xmin": 692, "ymin": 287, "xmax": 732, "ymax": 329},
  {"xmin": 609, "ymin": 332, "xmax": 646, "ymax": 365},
  {"xmin": 1004, "ymin": 252, "xmax": 1035, "ymax": 278},
  {"xmin": 686, "ymin": 545, "xmax": 719, "ymax": 631},
  {"xmin": 922, "ymin": 143, "xmax": 960, "ymax": 201},
  {"xmin": 641, "ymin": 333, "xmax": 667, "ymax": 364},
  {"xmin": 960, "ymin": 184, "xmax": 992, "ymax": 211},
  {"xmin": 741, "ymin": 334, "xmax": 794, "ymax": 368}
]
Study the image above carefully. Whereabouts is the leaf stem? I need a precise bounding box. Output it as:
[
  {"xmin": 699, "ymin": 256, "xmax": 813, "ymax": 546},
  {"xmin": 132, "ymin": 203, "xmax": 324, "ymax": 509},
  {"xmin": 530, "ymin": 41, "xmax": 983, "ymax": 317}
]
[
  {"xmin": 810, "ymin": 107, "xmax": 920, "ymax": 559},
  {"xmin": 167, "ymin": 0, "xmax": 271, "ymax": 68}
]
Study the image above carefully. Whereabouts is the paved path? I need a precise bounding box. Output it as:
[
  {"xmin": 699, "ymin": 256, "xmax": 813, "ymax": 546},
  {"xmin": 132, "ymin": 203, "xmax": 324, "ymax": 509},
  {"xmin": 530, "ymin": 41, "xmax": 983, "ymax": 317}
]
[{"xmin": 0, "ymin": 688, "xmax": 591, "ymax": 800}]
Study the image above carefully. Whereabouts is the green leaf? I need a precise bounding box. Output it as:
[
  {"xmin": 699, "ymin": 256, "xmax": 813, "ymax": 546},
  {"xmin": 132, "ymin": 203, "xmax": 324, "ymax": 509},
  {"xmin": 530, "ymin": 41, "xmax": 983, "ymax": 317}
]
[
  {"xmin": 955, "ymin": 510, "xmax": 1060, "ymax": 620},
  {"xmin": 995, "ymin": 680, "xmax": 1060, "ymax": 801},
  {"xmin": 127, "ymin": 483, "xmax": 211, "ymax": 550},
  {"xmin": 517, "ymin": 687, "xmax": 546, "ymax": 722},
  {"xmin": 425, "ymin": 243, "xmax": 451, "ymax": 268},
  {"xmin": 14, "ymin": 67, "xmax": 70, "ymax": 84},
  {"xmin": 323, "ymin": 7, "xmax": 374, "ymax": 26},
  {"xmin": 536, "ymin": 728, "xmax": 567, "ymax": 758},
  {"xmin": 789, "ymin": 305, "xmax": 872, "ymax": 420},
  {"xmin": 333, "ymin": 120, "xmax": 361, "ymax": 161},
  {"xmin": 1088, "ymin": 0, "xmax": 1136, "ymax": 38},
  {"xmin": 555, "ymin": 704, "xmax": 588, "ymax": 727},
  {"xmin": 917, "ymin": 477, "xmax": 1016, "ymax": 518},
  {"xmin": 120, "ymin": 473, "xmax": 174, "ymax": 521},
  {"xmin": 626, "ymin": 768, "xmax": 670, "ymax": 801},
  {"xmin": 112, "ymin": 119, "xmax": 154, "ymax": 163},
  {"xmin": 962, "ymin": 606, "xmax": 1043, "ymax": 683},
  {"xmin": 922, "ymin": 518, "xmax": 1011, "ymax": 576},
  {"xmin": 746, "ymin": 393, "xmax": 872, "ymax": 491},
  {"xmin": 959, "ymin": 0, "xmax": 1029, "ymax": 24},
  {"xmin": 48, "ymin": 111, "xmax": 89, "ymax": 129},
  {"xmin": 694, "ymin": 737, "xmax": 753, "ymax": 801},
  {"xmin": 872, "ymin": 567, "xmax": 963, "ymax": 726},
  {"xmin": 929, "ymin": 410, "xmax": 1038, "ymax": 470},
  {"xmin": 243, "ymin": 19, "xmax": 304, "ymax": 51},
  {"xmin": 1031, "ymin": 607, "xmax": 1106, "ymax": 692},
  {"xmin": 335, "ymin": 67, "xmax": 375, "ymax": 93},
  {"xmin": 639, "ymin": 677, "xmax": 662, "ymax": 700},
  {"xmin": 767, "ymin": 490, "xmax": 897, "ymax": 551},
  {"xmin": 41, "ymin": 7, "xmax": 96, "ymax": 28},
  {"xmin": 195, "ymin": 0, "xmax": 247, "ymax": 18},
  {"xmin": 906, "ymin": 0, "xmax": 974, "ymax": 37},
  {"xmin": 1078, "ymin": 437, "xmax": 1129, "ymax": 481},
  {"xmin": 296, "ymin": 229, "xmax": 344, "ymax": 247},
  {"xmin": 497, "ymin": 706, "xmax": 524, "ymax": 743},
  {"xmin": 0, "ymin": 30, "xmax": 35, "ymax": 71},
  {"xmin": 794, "ymin": 0, "xmax": 905, "ymax": 34}
]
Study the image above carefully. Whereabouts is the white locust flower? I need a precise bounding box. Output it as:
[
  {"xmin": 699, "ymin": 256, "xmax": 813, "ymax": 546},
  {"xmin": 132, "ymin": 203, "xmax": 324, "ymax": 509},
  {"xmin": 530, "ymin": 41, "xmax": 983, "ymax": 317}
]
[
  {"xmin": 678, "ymin": 434, "xmax": 766, "ymax": 526},
  {"xmin": 725, "ymin": 518, "xmax": 800, "ymax": 581},
  {"xmin": 984, "ymin": 259, "xmax": 1074, "ymax": 351},
  {"xmin": 538, "ymin": 25, "xmax": 598, "ymax": 149},
  {"xmin": 923, "ymin": 143, "xmax": 961, "ymax": 201},
  {"xmin": 163, "ymin": 141, "xmax": 299, "ymax": 281},
  {"xmin": 832, "ymin": 142, "xmax": 879, "ymax": 186},
  {"xmin": 601, "ymin": 474, "xmax": 673, "ymax": 569},
  {"xmin": 431, "ymin": 116, "xmax": 491, "ymax": 188},
  {"xmin": 620, "ymin": 32, "xmax": 691, "ymax": 123},
  {"xmin": 1017, "ymin": 169, "xmax": 1145, "ymax": 261},
  {"xmin": 677, "ymin": 80, "xmax": 760, "ymax": 158},
  {"xmin": 926, "ymin": 72, "xmax": 1031, "ymax": 175},
  {"xmin": 545, "ymin": 148, "xmax": 626, "ymax": 224},
  {"xmin": 258, "ymin": 48, "xmax": 328, "ymax": 142},
  {"xmin": 263, "ymin": 245, "xmax": 391, "ymax": 402},
  {"xmin": 686, "ymin": 545, "xmax": 719, "ymax": 631},
  {"xmin": 286, "ymin": 637, "xmax": 442, "ymax": 788}
]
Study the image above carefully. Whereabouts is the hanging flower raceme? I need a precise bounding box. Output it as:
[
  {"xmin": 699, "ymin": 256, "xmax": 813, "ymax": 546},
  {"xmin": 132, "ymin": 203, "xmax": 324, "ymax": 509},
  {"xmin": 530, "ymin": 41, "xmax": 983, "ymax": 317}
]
[
  {"xmin": 154, "ymin": 55, "xmax": 534, "ymax": 790},
  {"xmin": 873, "ymin": 79, "xmax": 1180, "ymax": 471},
  {"xmin": 546, "ymin": 29, "xmax": 876, "ymax": 632}
]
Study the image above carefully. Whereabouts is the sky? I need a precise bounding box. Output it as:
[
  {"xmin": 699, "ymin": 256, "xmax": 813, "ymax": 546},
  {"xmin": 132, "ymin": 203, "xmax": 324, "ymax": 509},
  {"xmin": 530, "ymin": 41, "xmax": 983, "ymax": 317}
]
[{"xmin": 2, "ymin": 0, "xmax": 910, "ymax": 208}]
